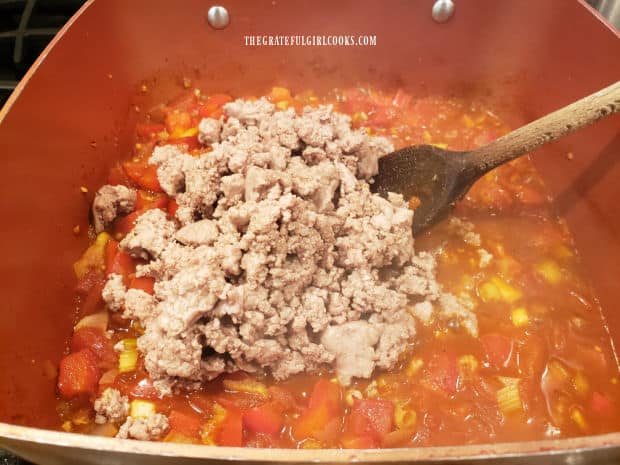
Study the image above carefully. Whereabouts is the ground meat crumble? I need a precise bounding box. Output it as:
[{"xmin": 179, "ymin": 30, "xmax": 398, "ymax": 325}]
[{"xmin": 97, "ymin": 97, "xmax": 476, "ymax": 392}]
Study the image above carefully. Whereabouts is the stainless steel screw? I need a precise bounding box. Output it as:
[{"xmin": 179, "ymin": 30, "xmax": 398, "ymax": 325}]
[
  {"xmin": 207, "ymin": 5, "xmax": 230, "ymax": 29},
  {"xmin": 432, "ymin": 0, "xmax": 455, "ymax": 23}
]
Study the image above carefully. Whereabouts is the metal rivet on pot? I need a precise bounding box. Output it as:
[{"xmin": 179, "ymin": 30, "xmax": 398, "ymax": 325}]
[
  {"xmin": 432, "ymin": 0, "xmax": 455, "ymax": 23},
  {"xmin": 207, "ymin": 6, "xmax": 230, "ymax": 29}
]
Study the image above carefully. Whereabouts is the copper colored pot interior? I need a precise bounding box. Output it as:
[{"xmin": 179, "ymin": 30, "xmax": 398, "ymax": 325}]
[{"xmin": 0, "ymin": 0, "xmax": 619, "ymax": 463}]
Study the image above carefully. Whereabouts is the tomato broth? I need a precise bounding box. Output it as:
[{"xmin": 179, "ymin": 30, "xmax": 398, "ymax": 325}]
[{"xmin": 56, "ymin": 86, "xmax": 620, "ymax": 448}]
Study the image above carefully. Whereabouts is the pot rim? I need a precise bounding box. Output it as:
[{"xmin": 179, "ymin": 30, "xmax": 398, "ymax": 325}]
[{"xmin": 1, "ymin": 422, "xmax": 619, "ymax": 462}]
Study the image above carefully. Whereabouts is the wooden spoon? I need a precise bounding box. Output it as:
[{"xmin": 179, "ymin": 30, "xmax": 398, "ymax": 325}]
[{"xmin": 372, "ymin": 81, "xmax": 620, "ymax": 235}]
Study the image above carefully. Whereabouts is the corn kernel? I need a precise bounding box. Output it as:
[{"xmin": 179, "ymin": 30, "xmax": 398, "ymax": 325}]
[
  {"xmin": 479, "ymin": 277, "xmax": 522, "ymax": 304},
  {"xmin": 121, "ymin": 338, "xmax": 137, "ymax": 350},
  {"xmin": 79, "ymin": 186, "xmax": 88, "ymax": 193},
  {"xmin": 394, "ymin": 403, "xmax": 417, "ymax": 430},
  {"xmin": 432, "ymin": 142, "xmax": 448, "ymax": 149},
  {"xmin": 536, "ymin": 260, "xmax": 562, "ymax": 284},
  {"xmin": 129, "ymin": 400, "xmax": 156, "ymax": 418},
  {"xmin": 406, "ymin": 358, "xmax": 424, "ymax": 377},
  {"xmin": 611, "ymin": 377, "xmax": 618, "ymax": 385},
  {"xmin": 570, "ymin": 406, "xmax": 588, "ymax": 431},
  {"xmin": 511, "ymin": 307, "xmax": 529, "ymax": 327},
  {"xmin": 496, "ymin": 382, "xmax": 522, "ymax": 415},
  {"xmin": 61, "ymin": 421, "xmax": 72, "ymax": 432},
  {"xmin": 72, "ymin": 225, "xmax": 81, "ymax": 235},
  {"xmin": 276, "ymin": 100, "xmax": 289, "ymax": 110},
  {"xmin": 423, "ymin": 130, "xmax": 432, "ymax": 143},
  {"xmin": 345, "ymin": 389, "xmax": 363, "ymax": 406}
]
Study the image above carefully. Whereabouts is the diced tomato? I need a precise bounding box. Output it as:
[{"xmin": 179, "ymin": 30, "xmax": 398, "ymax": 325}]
[
  {"xmin": 308, "ymin": 379, "xmax": 341, "ymax": 415},
  {"xmin": 75, "ymin": 269, "xmax": 104, "ymax": 296},
  {"xmin": 165, "ymin": 110, "xmax": 193, "ymax": 134},
  {"xmin": 425, "ymin": 353, "xmax": 458, "ymax": 394},
  {"xmin": 79, "ymin": 281, "xmax": 105, "ymax": 317},
  {"xmin": 136, "ymin": 123, "xmax": 166, "ymax": 139},
  {"xmin": 243, "ymin": 404, "xmax": 284, "ymax": 436},
  {"xmin": 591, "ymin": 392, "xmax": 614, "ymax": 416},
  {"xmin": 169, "ymin": 410, "xmax": 202, "ymax": 438},
  {"xmin": 217, "ymin": 408, "xmax": 243, "ymax": 446},
  {"xmin": 123, "ymin": 161, "xmax": 163, "ymax": 192},
  {"xmin": 481, "ymin": 333, "xmax": 514, "ymax": 369},
  {"xmin": 347, "ymin": 399, "xmax": 395, "ymax": 439},
  {"xmin": 392, "ymin": 88, "xmax": 412, "ymax": 108},
  {"xmin": 57, "ymin": 349, "xmax": 100, "ymax": 398},
  {"xmin": 105, "ymin": 240, "xmax": 135, "ymax": 278},
  {"xmin": 135, "ymin": 190, "xmax": 168, "ymax": 212},
  {"xmin": 167, "ymin": 199, "xmax": 179, "ymax": 219},
  {"xmin": 198, "ymin": 93, "xmax": 233, "ymax": 118},
  {"xmin": 340, "ymin": 433, "xmax": 378, "ymax": 449},
  {"xmin": 129, "ymin": 276, "xmax": 155, "ymax": 295},
  {"xmin": 113, "ymin": 211, "xmax": 140, "ymax": 237},
  {"xmin": 70, "ymin": 327, "xmax": 116, "ymax": 369}
]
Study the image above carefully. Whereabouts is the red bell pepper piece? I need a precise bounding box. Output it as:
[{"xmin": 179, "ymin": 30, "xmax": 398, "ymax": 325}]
[
  {"xmin": 481, "ymin": 333, "xmax": 514, "ymax": 369},
  {"xmin": 129, "ymin": 276, "xmax": 155, "ymax": 295},
  {"xmin": 169, "ymin": 410, "xmax": 202, "ymax": 438},
  {"xmin": 123, "ymin": 161, "xmax": 163, "ymax": 192},
  {"xmin": 292, "ymin": 379, "xmax": 342, "ymax": 440},
  {"xmin": 70, "ymin": 327, "xmax": 116, "ymax": 369},
  {"xmin": 243, "ymin": 404, "xmax": 284, "ymax": 436},
  {"xmin": 217, "ymin": 408, "xmax": 243, "ymax": 446},
  {"xmin": 57, "ymin": 349, "xmax": 100, "ymax": 398}
]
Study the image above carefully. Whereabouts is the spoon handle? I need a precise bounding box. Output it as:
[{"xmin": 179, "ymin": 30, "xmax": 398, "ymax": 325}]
[{"xmin": 468, "ymin": 80, "xmax": 620, "ymax": 171}]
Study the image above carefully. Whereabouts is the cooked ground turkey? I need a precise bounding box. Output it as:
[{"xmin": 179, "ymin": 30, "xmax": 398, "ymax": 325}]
[{"xmin": 99, "ymin": 98, "xmax": 477, "ymax": 392}]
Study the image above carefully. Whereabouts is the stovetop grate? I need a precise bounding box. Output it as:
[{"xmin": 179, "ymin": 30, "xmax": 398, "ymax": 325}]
[{"xmin": 0, "ymin": 0, "xmax": 85, "ymax": 106}]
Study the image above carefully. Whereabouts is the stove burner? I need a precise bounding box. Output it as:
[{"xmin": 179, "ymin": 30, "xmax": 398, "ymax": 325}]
[{"xmin": 0, "ymin": 0, "xmax": 85, "ymax": 106}]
